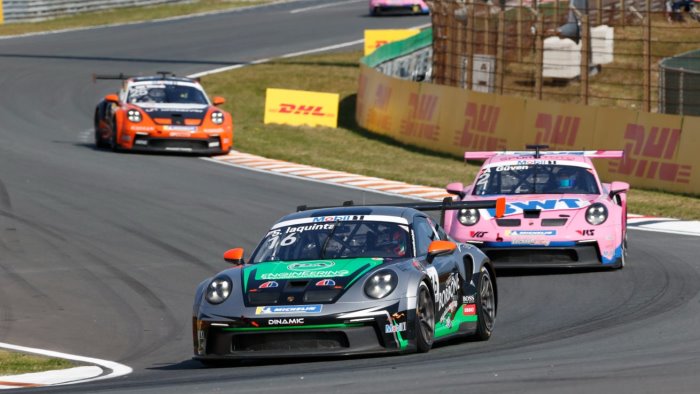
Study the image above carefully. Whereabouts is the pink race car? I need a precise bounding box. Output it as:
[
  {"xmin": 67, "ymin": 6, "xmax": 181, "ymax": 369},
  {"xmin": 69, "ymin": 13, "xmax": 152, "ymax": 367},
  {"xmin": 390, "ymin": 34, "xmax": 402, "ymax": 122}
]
[
  {"xmin": 369, "ymin": 0, "xmax": 429, "ymax": 15},
  {"xmin": 444, "ymin": 145, "xmax": 630, "ymax": 269}
]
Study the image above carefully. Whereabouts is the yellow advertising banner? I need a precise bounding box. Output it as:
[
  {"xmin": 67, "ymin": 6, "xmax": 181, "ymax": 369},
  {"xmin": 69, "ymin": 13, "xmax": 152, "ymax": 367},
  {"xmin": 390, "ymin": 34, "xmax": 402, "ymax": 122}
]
[
  {"xmin": 356, "ymin": 64, "xmax": 700, "ymax": 194},
  {"xmin": 0, "ymin": 1, "xmax": 4, "ymax": 24},
  {"xmin": 264, "ymin": 88, "xmax": 339, "ymax": 128},
  {"xmin": 364, "ymin": 29, "xmax": 420, "ymax": 56},
  {"xmin": 522, "ymin": 99, "xmax": 599, "ymax": 150},
  {"xmin": 593, "ymin": 109, "xmax": 692, "ymax": 193}
]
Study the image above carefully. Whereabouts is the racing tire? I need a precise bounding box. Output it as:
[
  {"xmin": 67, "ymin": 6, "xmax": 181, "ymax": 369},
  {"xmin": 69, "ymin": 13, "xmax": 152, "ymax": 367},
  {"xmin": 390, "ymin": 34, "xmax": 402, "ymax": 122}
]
[
  {"xmin": 613, "ymin": 233, "xmax": 628, "ymax": 270},
  {"xmin": 473, "ymin": 267, "xmax": 496, "ymax": 341},
  {"xmin": 415, "ymin": 281, "xmax": 435, "ymax": 353},
  {"xmin": 94, "ymin": 129, "xmax": 108, "ymax": 149},
  {"xmin": 109, "ymin": 122, "xmax": 120, "ymax": 152}
]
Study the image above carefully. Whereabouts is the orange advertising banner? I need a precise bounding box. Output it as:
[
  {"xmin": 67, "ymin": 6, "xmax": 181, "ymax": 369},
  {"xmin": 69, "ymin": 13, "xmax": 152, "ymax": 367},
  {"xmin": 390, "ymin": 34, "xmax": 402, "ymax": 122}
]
[
  {"xmin": 364, "ymin": 29, "xmax": 420, "ymax": 56},
  {"xmin": 264, "ymin": 88, "xmax": 339, "ymax": 128},
  {"xmin": 522, "ymin": 100, "xmax": 599, "ymax": 150}
]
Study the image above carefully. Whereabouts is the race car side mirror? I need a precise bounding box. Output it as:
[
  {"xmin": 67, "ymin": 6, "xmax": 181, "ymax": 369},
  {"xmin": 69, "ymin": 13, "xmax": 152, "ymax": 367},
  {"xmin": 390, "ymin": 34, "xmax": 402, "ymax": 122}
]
[
  {"xmin": 212, "ymin": 96, "xmax": 226, "ymax": 106},
  {"xmin": 104, "ymin": 93, "xmax": 119, "ymax": 103},
  {"xmin": 446, "ymin": 182, "xmax": 465, "ymax": 199},
  {"xmin": 224, "ymin": 248, "xmax": 245, "ymax": 266},
  {"xmin": 427, "ymin": 240, "xmax": 457, "ymax": 263},
  {"xmin": 609, "ymin": 181, "xmax": 630, "ymax": 198}
]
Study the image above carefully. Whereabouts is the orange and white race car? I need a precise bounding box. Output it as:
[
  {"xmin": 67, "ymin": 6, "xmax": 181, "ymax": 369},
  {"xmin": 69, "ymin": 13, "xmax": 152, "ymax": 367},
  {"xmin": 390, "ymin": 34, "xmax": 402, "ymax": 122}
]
[{"xmin": 93, "ymin": 72, "xmax": 233, "ymax": 155}]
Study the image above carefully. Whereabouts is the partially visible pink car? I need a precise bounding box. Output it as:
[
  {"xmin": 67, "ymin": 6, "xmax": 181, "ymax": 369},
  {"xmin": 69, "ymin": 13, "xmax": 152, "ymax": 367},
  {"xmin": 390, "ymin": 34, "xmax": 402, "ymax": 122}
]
[
  {"xmin": 444, "ymin": 145, "xmax": 629, "ymax": 269},
  {"xmin": 369, "ymin": 0, "xmax": 429, "ymax": 15}
]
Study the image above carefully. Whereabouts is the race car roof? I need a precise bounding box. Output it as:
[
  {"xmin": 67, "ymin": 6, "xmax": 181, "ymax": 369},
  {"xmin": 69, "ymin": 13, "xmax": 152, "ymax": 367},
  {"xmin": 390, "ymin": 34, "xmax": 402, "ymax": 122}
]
[{"xmin": 131, "ymin": 75, "xmax": 197, "ymax": 84}]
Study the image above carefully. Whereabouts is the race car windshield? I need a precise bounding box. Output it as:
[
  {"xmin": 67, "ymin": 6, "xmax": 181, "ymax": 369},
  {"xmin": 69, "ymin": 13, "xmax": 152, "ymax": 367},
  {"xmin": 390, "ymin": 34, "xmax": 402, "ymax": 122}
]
[
  {"xmin": 473, "ymin": 164, "xmax": 600, "ymax": 195},
  {"xmin": 249, "ymin": 221, "xmax": 412, "ymax": 263},
  {"xmin": 127, "ymin": 84, "xmax": 208, "ymax": 105}
]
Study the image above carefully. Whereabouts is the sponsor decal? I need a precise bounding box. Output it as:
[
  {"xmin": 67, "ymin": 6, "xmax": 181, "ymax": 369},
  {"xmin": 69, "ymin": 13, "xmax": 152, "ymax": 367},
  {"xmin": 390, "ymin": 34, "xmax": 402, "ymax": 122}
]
[
  {"xmin": 255, "ymin": 305, "xmax": 322, "ymax": 315},
  {"xmin": 129, "ymin": 125, "xmax": 155, "ymax": 132},
  {"xmin": 260, "ymin": 270, "xmax": 351, "ymax": 280},
  {"xmin": 385, "ymin": 322, "xmax": 407, "ymax": 333},
  {"xmin": 506, "ymin": 230, "xmax": 557, "ymax": 236},
  {"xmin": 495, "ymin": 165, "xmax": 529, "ymax": 172},
  {"xmin": 392, "ymin": 312, "xmax": 405, "ymax": 320},
  {"xmin": 259, "ymin": 281, "xmax": 279, "ymax": 289},
  {"xmin": 439, "ymin": 300, "xmax": 458, "ymax": 329},
  {"xmin": 436, "ymin": 273, "xmax": 460, "ymax": 311},
  {"xmin": 312, "ymin": 215, "xmax": 364, "ymax": 223},
  {"xmin": 511, "ymin": 238, "xmax": 550, "ymax": 246},
  {"xmin": 288, "ymin": 262, "xmax": 335, "ymax": 271},
  {"xmin": 164, "ymin": 125, "xmax": 196, "ymax": 131},
  {"xmin": 264, "ymin": 88, "xmax": 339, "ymax": 128},
  {"xmin": 462, "ymin": 295, "xmax": 475, "ymax": 304},
  {"xmin": 486, "ymin": 199, "xmax": 588, "ymax": 218},
  {"xmin": 462, "ymin": 304, "xmax": 477, "ymax": 315},
  {"xmin": 577, "ymin": 229, "xmax": 596, "ymax": 236},
  {"xmin": 169, "ymin": 132, "xmax": 191, "ymax": 137},
  {"xmin": 315, "ymin": 279, "xmax": 336, "ymax": 287},
  {"xmin": 516, "ymin": 159, "xmax": 557, "ymax": 165},
  {"xmin": 470, "ymin": 231, "xmax": 487, "ymax": 238},
  {"xmin": 268, "ymin": 318, "xmax": 304, "ymax": 325}
]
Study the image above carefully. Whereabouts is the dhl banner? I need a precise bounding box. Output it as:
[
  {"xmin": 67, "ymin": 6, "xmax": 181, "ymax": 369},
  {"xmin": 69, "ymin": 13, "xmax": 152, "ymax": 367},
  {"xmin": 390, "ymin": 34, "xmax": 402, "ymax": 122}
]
[
  {"xmin": 364, "ymin": 29, "xmax": 420, "ymax": 56},
  {"xmin": 522, "ymin": 99, "xmax": 599, "ymax": 149},
  {"xmin": 356, "ymin": 64, "xmax": 700, "ymax": 194},
  {"xmin": 0, "ymin": 2, "xmax": 3, "ymax": 24},
  {"xmin": 264, "ymin": 88, "xmax": 339, "ymax": 128}
]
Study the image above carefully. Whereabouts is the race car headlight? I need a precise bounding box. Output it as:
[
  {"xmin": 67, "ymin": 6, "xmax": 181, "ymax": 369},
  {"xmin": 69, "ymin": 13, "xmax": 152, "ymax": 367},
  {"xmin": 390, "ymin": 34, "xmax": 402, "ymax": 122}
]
[
  {"xmin": 127, "ymin": 109, "xmax": 142, "ymax": 123},
  {"xmin": 205, "ymin": 276, "xmax": 232, "ymax": 304},
  {"xmin": 458, "ymin": 208, "xmax": 480, "ymax": 226},
  {"xmin": 586, "ymin": 203, "xmax": 608, "ymax": 225},
  {"xmin": 211, "ymin": 111, "xmax": 224, "ymax": 125},
  {"xmin": 364, "ymin": 270, "xmax": 398, "ymax": 299}
]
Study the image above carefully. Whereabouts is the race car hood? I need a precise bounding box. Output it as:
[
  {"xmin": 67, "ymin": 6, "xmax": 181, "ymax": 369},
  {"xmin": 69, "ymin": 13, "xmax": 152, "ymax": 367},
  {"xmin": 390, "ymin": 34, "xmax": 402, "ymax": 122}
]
[
  {"xmin": 241, "ymin": 258, "xmax": 386, "ymax": 307},
  {"xmin": 135, "ymin": 103, "xmax": 209, "ymax": 124}
]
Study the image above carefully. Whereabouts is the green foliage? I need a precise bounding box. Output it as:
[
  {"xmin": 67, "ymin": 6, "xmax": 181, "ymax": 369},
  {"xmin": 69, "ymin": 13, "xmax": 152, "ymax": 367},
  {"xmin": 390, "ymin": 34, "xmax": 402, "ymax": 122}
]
[{"xmin": 0, "ymin": 350, "xmax": 73, "ymax": 375}]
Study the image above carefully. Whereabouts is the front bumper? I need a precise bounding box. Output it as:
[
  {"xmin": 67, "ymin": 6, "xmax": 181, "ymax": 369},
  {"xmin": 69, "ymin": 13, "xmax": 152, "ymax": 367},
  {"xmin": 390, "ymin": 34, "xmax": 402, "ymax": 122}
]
[
  {"xmin": 193, "ymin": 309, "xmax": 414, "ymax": 359},
  {"xmin": 128, "ymin": 135, "xmax": 228, "ymax": 155}
]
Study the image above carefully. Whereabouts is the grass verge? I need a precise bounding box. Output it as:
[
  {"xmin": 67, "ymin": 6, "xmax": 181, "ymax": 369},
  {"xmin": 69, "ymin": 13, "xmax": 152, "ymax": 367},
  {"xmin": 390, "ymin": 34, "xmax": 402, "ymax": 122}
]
[
  {"xmin": 0, "ymin": 0, "xmax": 273, "ymax": 36},
  {"xmin": 202, "ymin": 50, "xmax": 700, "ymax": 221},
  {"xmin": 0, "ymin": 350, "xmax": 73, "ymax": 376}
]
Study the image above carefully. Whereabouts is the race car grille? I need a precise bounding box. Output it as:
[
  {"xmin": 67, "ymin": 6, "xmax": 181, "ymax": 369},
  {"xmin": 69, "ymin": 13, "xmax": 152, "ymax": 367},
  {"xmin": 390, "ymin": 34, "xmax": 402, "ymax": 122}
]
[
  {"xmin": 231, "ymin": 332, "xmax": 349, "ymax": 352},
  {"xmin": 304, "ymin": 289, "xmax": 342, "ymax": 303},
  {"xmin": 487, "ymin": 249, "xmax": 579, "ymax": 264},
  {"xmin": 248, "ymin": 292, "xmax": 279, "ymax": 305},
  {"xmin": 496, "ymin": 219, "xmax": 521, "ymax": 226},
  {"xmin": 541, "ymin": 219, "xmax": 568, "ymax": 226},
  {"xmin": 148, "ymin": 139, "xmax": 209, "ymax": 150}
]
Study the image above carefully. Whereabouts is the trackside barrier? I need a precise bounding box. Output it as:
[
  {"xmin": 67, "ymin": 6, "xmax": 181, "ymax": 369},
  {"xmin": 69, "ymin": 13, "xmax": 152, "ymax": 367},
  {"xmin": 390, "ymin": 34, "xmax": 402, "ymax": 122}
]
[
  {"xmin": 357, "ymin": 30, "xmax": 700, "ymax": 195},
  {"xmin": 0, "ymin": 0, "xmax": 189, "ymax": 23}
]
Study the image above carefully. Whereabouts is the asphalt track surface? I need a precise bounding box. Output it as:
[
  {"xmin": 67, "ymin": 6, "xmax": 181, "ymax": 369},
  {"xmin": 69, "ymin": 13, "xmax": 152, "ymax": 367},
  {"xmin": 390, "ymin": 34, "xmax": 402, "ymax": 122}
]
[{"xmin": 1, "ymin": 1, "xmax": 699, "ymax": 392}]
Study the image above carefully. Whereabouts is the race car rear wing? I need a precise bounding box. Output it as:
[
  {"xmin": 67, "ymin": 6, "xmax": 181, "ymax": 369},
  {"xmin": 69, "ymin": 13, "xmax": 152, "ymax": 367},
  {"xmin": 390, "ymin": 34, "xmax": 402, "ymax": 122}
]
[
  {"xmin": 465, "ymin": 145, "xmax": 624, "ymax": 161},
  {"xmin": 92, "ymin": 71, "xmax": 198, "ymax": 83},
  {"xmin": 297, "ymin": 197, "xmax": 506, "ymax": 225}
]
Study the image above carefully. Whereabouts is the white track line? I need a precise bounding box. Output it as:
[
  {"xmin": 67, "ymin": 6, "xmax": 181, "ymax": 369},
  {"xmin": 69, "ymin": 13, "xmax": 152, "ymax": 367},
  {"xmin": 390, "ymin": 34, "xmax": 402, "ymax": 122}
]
[{"xmin": 0, "ymin": 342, "xmax": 132, "ymax": 385}]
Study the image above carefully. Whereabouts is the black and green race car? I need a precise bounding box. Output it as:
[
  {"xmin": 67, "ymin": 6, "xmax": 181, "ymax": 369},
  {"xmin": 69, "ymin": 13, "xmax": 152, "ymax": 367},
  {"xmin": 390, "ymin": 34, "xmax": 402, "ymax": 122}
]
[{"xmin": 192, "ymin": 199, "xmax": 504, "ymax": 362}]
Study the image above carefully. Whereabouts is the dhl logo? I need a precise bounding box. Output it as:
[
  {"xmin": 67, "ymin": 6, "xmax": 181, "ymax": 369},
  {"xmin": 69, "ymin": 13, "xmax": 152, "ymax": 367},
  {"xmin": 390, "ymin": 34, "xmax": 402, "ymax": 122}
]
[
  {"xmin": 275, "ymin": 104, "xmax": 332, "ymax": 117},
  {"xmin": 400, "ymin": 93, "xmax": 440, "ymax": 141},
  {"xmin": 454, "ymin": 102, "xmax": 505, "ymax": 150},
  {"xmin": 534, "ymin": 113, "xmax": 580, "ymax": 146},
  {"xmin": 374, "ymin": 40, "xmax": 389, "ymax": 49},
  {"xmin": 609, "ymin": 124, "xmax": 691, "ymax": 184},
  {"xmin": 375, "ymin": 84, "xmax": 392, "ymax": 110}
]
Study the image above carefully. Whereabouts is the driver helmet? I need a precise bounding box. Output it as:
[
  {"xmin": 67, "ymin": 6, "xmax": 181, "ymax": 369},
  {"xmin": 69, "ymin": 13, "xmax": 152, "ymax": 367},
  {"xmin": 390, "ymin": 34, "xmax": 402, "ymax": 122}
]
[
  {"xmin": 556, "ymin": 167, "xmax": 577, "ymax": 189},
  {"xmin": 376, "ymin": 227, "xmax": 407, "ymax": 257}
]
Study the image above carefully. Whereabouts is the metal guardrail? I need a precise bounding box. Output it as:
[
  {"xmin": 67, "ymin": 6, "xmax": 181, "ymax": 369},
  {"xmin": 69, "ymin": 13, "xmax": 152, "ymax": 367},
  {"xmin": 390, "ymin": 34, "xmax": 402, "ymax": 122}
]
[{"xmin": 1, "ymin": 0, "xmax": 190, "ymax": 23}]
